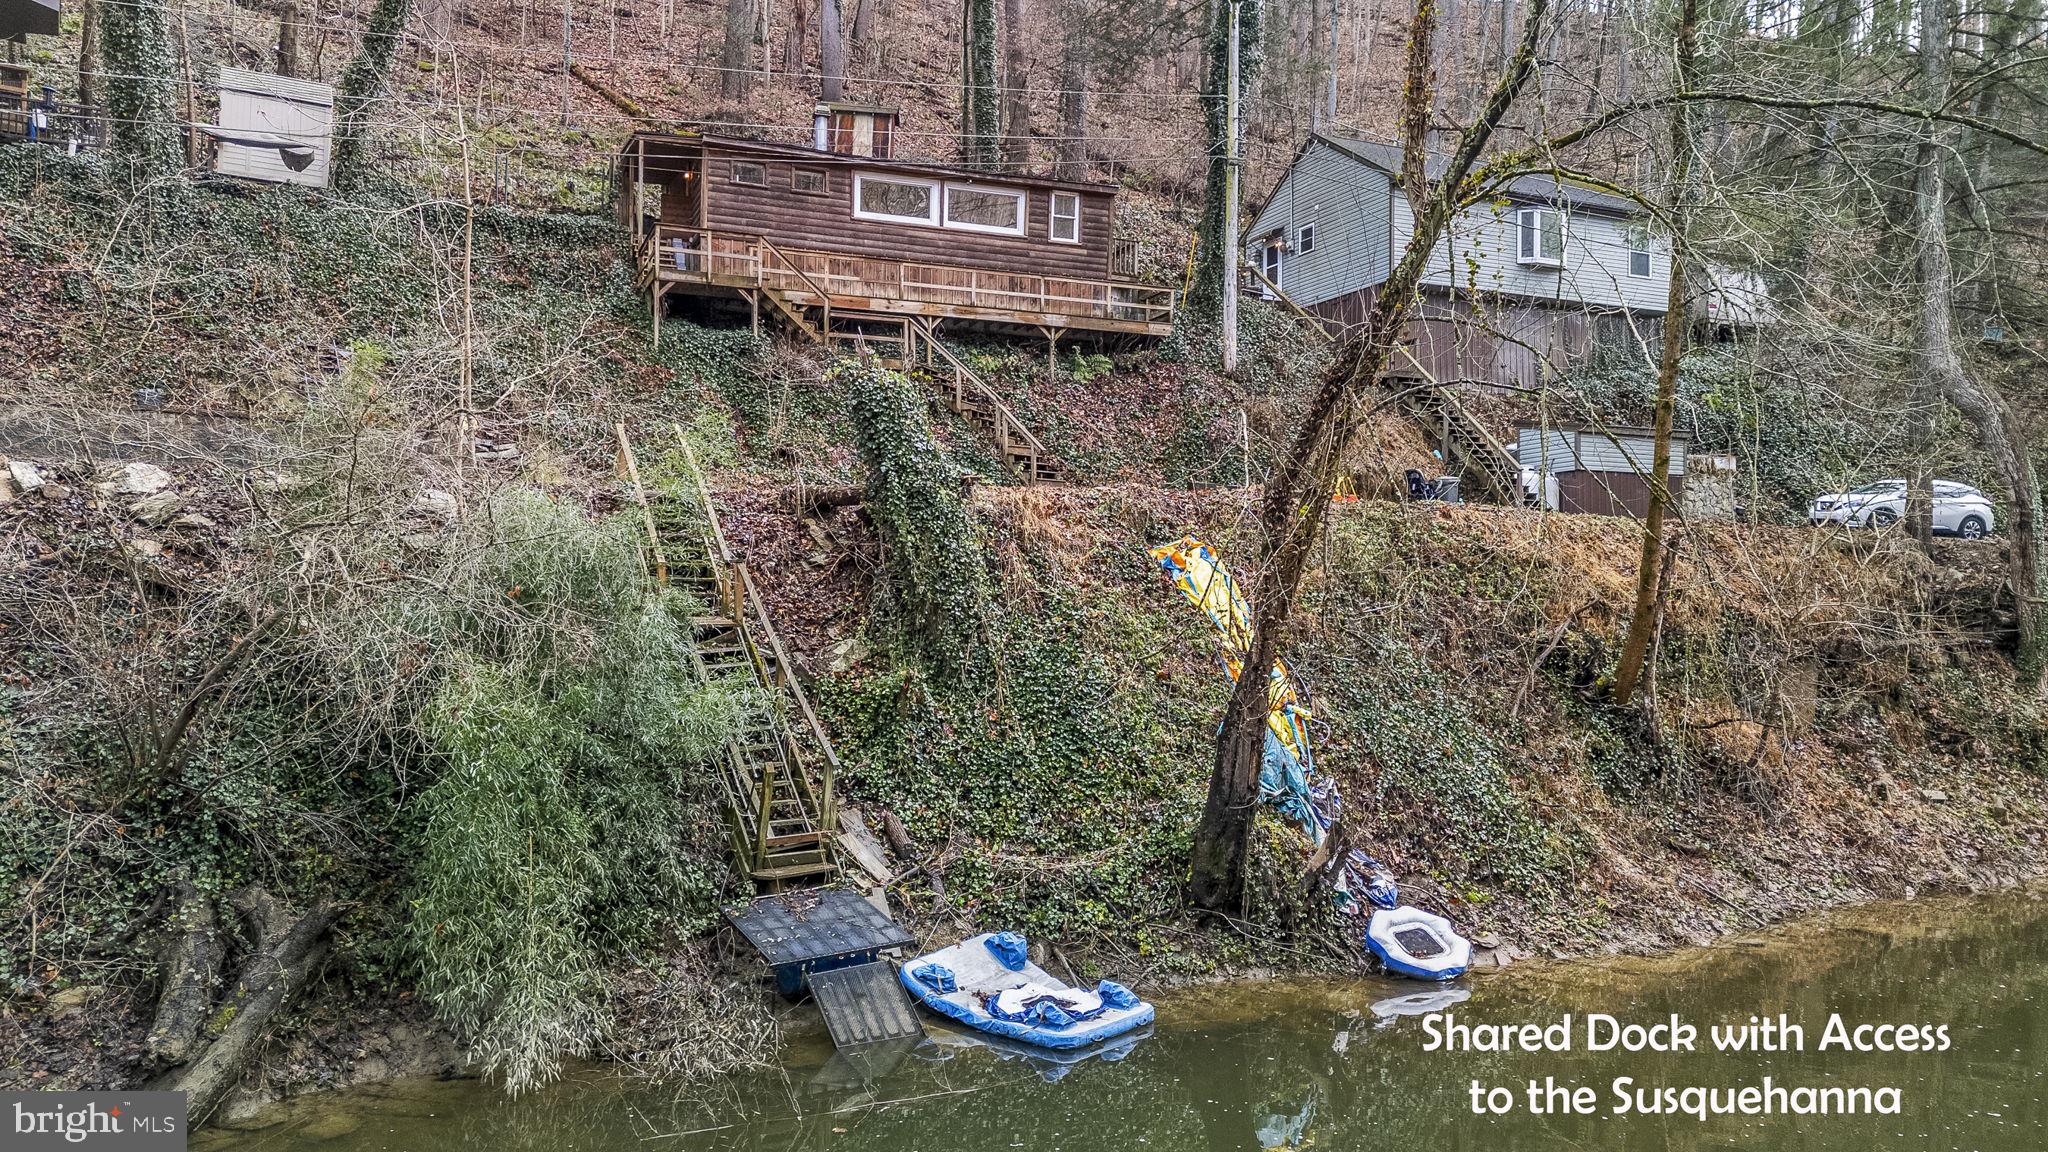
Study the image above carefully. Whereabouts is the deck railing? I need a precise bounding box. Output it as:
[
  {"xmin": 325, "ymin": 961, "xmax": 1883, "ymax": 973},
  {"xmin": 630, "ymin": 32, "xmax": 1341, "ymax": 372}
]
[{"xmin": 642, "ymin": 224, "xmax": 1176, "ymax": 327}]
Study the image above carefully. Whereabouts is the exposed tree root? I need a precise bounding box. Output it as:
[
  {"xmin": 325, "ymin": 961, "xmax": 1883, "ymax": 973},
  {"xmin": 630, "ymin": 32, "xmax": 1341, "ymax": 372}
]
[{"xmin": 145, "ymin": 887, "xmax": 339, "ymax": 1124}]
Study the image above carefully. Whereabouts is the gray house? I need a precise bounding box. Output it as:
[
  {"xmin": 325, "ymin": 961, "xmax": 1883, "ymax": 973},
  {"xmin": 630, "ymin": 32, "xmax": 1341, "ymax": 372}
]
[{"xmin": 1246, "ymin": 134, "xmax": 1671, "ymax": 390}]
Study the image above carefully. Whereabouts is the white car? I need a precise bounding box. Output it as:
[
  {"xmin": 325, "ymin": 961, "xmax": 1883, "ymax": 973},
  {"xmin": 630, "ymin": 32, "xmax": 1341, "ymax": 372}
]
[{"xmin": 1808, "ymin": 479, "xmax": 1996, "ymax": 539}]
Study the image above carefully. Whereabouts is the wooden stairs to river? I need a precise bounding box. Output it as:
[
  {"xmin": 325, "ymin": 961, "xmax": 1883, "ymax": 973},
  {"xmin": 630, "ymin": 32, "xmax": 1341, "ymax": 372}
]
[
  {"xmin": 615, "ymin": 424, "xmax": 842, "ymax": 891},
  {"xmin": 750, "ymin": 283, "xmax": 1067, "ymax": 485}
]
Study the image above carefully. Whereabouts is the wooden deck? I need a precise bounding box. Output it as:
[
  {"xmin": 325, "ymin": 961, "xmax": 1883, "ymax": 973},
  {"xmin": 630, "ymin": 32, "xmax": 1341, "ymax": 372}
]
[{"xmin": 637, "ymin": 225, "xmax": 1176, "ymax": 338}]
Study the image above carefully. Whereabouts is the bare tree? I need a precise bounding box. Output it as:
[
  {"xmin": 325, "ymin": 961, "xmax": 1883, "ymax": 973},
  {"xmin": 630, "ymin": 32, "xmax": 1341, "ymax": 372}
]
[
  {"xmin": 784, "ymin": 0, "xmax": 810, "ymax": 79},
  {"xmin": 1001, "ymin": 0, "xmax": 1031, "ymax": 169},
  {"xmin": 1052, "ymin": 0, "xmax": 1089, "ymax": 179},
  {"xmin": 821, "ymin": 0, "xmax": 847, "ymax": 102},
  {"xmin": 722, "ymin": 0, "xmax": 756, "ymax": 99},
  {"xmin": 1610, "ymin": 0, "xmax": 1700, "ymax": 708},
  {"xmin": 1909, "ymin": 0, "xmax": 2047, "ymax": 679},
  {"xmin": 1189, "ymin": 0, "xmax": 1556, "ymax": 912},
  {"xmin": 961, "ymin": 0, "xmax": 1001, "ymax": 167}
]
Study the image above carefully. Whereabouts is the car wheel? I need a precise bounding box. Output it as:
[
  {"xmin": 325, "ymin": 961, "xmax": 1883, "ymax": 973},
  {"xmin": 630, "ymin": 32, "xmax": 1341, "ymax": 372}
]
[
  {"xmin": 1959, "ymin": 515, "xmax": 1987, "ymax": 540},
  {"xmin": 1869, "ymin": 507, "xmax": 1900, "ymax": 528}
]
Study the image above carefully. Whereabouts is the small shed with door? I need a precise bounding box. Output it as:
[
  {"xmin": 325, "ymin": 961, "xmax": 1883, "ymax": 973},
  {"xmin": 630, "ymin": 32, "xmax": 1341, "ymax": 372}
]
[
  {"xmin": 1516, "ymin": 422, "xmax": 1689, "ymax": 519},
  {"xmin": 211, "ymin": 67, "xmax": 335, "ymax": 188}
]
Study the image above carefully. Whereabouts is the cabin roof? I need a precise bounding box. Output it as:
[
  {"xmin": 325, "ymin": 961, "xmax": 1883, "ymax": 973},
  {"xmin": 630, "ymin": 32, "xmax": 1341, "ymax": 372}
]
[
  {"xmin": 1515, "ymin": 420, "xmax": 1693, "ymax": 441},
  {"xmin": 619, "ymin": 130, "xmax": 1121, "ymax": 196},
  {"xmin": 1314, "ymin": 133, "xmax": 1641, "ymax": 217},
  {"xmin": 814, "ymin": 100, "xmax": 899, "ymax": 116}
]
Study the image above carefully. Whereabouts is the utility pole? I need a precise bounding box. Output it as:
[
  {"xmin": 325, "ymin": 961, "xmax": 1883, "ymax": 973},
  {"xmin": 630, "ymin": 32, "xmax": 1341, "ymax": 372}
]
[{"xmin": 1221, "ymin": 0, "xmax": 1242, "ymax": 373}]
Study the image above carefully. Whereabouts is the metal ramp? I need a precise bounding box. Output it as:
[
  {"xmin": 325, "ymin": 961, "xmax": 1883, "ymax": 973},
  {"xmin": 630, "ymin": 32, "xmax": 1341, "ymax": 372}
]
[
  {"xmin": 724, "ymin": 889, "xmax": 922, "ymax": 1052},
  {"xmin": 809, "ymin": 961, "xmax": 923, "ymax": 1047}
]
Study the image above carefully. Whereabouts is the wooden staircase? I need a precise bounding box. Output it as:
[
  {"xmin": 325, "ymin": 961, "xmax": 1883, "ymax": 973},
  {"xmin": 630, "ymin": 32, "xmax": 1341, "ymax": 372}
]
[
  {"xmin": 910, "ymin": 326, "xmax": 1067, "ymax": 484},
  {"xmin": 1240, "ymin": 258, "xmax": 1526, "ymax": 506},
  {"xmin": 1395, "ymin": 382, "xmax": 1524, "ymax": 504},
  {"xmin": 750, "ymin": 273, "xmax": 1065, "ymax": 483},
  {"xmin": 615, "ymin": 424, "xmax": 843, "ymax": 890}
]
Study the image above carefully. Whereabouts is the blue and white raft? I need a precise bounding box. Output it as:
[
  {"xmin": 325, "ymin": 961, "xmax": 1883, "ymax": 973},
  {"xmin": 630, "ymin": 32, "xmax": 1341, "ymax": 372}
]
[
  {"xmin": 1365, "ymin": 905, "xmax": 1472, "ymax": 981},
  {"xmin": 899, "ymin": 931, "xmax": 1155, "ymax": 1050}
]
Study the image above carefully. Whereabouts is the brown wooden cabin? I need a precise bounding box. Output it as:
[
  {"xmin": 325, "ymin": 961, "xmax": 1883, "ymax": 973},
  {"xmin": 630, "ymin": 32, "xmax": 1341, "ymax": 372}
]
[{"xmin": 616, "ymin": 129, "xmax": 1175, "ymax": 350}]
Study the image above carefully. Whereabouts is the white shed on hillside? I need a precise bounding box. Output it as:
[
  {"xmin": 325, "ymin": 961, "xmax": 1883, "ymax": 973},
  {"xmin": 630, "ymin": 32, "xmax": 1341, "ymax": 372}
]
[{"xmin": 213, "ymin": 67, "xmax": 335, "ymax": 189}]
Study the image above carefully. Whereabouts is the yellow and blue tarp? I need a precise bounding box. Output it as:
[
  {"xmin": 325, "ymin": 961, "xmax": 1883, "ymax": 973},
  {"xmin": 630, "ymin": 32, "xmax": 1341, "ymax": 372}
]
[{"xmin": 1148, "ymin": 534, "xmax": 1326, "ymax": 844}]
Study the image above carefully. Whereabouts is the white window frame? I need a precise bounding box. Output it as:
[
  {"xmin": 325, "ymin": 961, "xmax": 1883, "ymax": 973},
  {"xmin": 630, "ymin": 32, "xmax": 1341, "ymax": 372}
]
[
  {"xmin": 1627, "ymin": 226, "xmax": 1653, "ymax": 278},
  {"xmin": 1517, "ymin": 206, "xmax": 1566, "ymax": 268},
  {"xmin": 942, "ymin": 181, "xmax": 1029, "ymax": 236},
  {"xmin": 852, "ymin": 173, "xmax": 942, "ymax": 226},
  {"xmin": 1296, "ymin": 222, "xmax": 1317, "ymax": 254},
  {"xmin": 1259, "ymin": 242, "xmax": 1283, "ymax": 296},
  {"xmin": 1049, "ymin": 191, "xmax": 1082, "ymax": 244}
]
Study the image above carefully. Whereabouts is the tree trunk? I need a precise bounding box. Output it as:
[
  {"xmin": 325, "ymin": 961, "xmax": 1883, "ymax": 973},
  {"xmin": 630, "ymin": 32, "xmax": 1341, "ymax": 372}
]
[
  {"xmin": 1911, "ymin": 0, "xmax": 2046, "ymax": 682},
  {"xmin": 1609, "ymin": 0, "xmax": 1698, "ymax": 708},
  {"xmin": 1000, "ymin": 0, "xmax": 1030, "ymax": 169},
  {"xmin": 960, "ymin": 0, "xmax": 1001, "ymax": 168},
  {"xmin": 331, "ymin": 0, "xmax": 417, "ymax": 190},
  {"xmin": 820, "ymin": 0, "xmax": 846, "ymax": 101},
  {"xmin": 1052, "ymin": 0, "xmax": 1088, "ymax": 179},
  {"xmin": 276, "ymin": 0, "xmax": 303, "ymax": 78},
  {"xmin": 851, "ymin": 0, "xmax": 877, "ymax": 53},
  {"xmin": 149, "ymin": 890, "xmax": 339, "ymax": 1125},
  {"xmin": 99, "ymin": 0, "xmax": 183, "ymax": 175},
  {"xmin": 79, "ymin": 0, "xmax": 104, "ymax": 110},
  {"xmin": 721, "ymin": 0, "xmax": 755, "ymax": 98},
  {"xmin": 142, "ymin": 881, "xmax": 222, "ymax": 1072},
  {"xmin": 784, "ymin": 0, "xmax": 809, "ymax": 79},
  {"xmin": 1191, "ymin": 0, "xmax": 1263, "ymax": 315},
  {"xmin": 1190, "ymin": 0, "xmax": 1552, "ymax": 913}
]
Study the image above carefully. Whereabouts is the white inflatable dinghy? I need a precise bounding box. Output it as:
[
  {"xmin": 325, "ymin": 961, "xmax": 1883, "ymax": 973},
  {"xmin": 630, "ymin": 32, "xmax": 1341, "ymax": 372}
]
[
  {"xmin": 1365, "ymin": 906, "xmax": 1471, "ymax": 980},
  {"xmin": 900, "ymin": 931, "xmax": 1155, "ymax": 1049}
]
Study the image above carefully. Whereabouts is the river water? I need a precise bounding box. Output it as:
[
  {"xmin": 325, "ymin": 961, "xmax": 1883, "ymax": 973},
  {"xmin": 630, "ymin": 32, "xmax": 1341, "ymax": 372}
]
[{"xmin": 204, "ymin": 887, "xmax": 2046, "ymax": 1151}]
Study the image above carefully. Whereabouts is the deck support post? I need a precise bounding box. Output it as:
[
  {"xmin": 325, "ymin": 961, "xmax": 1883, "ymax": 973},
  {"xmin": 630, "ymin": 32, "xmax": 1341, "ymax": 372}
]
[
  {"xmin": 652, "ymin": 283, "xmax": 668, "ymax": 348},
  {"xmin": 746, "ymin": 289, "xmax": 759, "ymax": 336},
  {"xmin": 1038, "ymin": 325, "xmax": 1061, "ymax": 386}
]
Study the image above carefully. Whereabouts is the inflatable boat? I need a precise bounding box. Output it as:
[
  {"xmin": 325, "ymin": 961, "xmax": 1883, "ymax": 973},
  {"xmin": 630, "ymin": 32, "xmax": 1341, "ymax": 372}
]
[
  {"xmin": 1365, "ymin": 906, "xmax": 1472, "ymax": 981},
  {"xmin": 899, "ymin": 931, "xmax": 1155, "ymax": 1050}
]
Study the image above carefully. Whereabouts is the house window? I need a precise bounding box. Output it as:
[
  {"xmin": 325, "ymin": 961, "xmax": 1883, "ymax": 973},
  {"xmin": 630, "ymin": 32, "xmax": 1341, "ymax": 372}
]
[
  {"xmin": 853, "ymin": 174, "xmax": 941, "ymax": 225},
  {"xmin": 1517, "ymin": 207, "xmax": 1565, "ymax": 267},
  {"xmin": 730, "ymin": 160, "xmax": 767, "ymax": 187},
  {"xmin": 1050, "ymin": 192, "xmax": 1082, "ymax": 243},
  {"xmin": 943, "ymin": 183, "xmax": 1028, "ymax": 236},
  {"xmin": 1296, "ymin": 222, "xmax": 1317, "ymax": 253},
  {"xmin": 792, "ymin": 168, "xmax": 828, "ymax": 195},
  {"xmin": 1628, "ymin": 226, "xmax": 1653, "ymax": 277}
]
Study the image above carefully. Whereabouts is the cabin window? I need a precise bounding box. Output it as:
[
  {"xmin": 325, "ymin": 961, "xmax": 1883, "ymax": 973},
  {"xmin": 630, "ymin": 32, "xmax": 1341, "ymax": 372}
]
[
  {"xmin": 1049, "ymin": 192, "xmax": 1082, "ymax": 243},
  {"xmin": 853, "ymin": 174, "xmax": 941, "ymax": 225},
  {"xmin": 1517, "ymin": 207, "xmax": 1565, "ymax": 267},
  {"xmin": 730, "ymin": 161, "xmax": 768, "ymax": 187},
  {"xmin": 1296, "ymin": 222, "xmax": 1317, "ymax": 253},
  {"xmin": 943, "ymin": 183, "xmax": 1028, "ymax": 236},
  {"xmin": 793, "ymin": 167, "xmax": 828, "ymax": 195},
  {"xmin": 1258, "ymin": 241, "xmax": 1283, "ymax": 296},
  {"xmin": 1627, "ymin": 226, "xmax": 1653, "ymax": 277}
]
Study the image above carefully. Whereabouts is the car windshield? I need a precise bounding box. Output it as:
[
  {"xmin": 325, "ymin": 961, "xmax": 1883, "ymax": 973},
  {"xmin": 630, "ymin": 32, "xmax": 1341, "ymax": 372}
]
[{"xmin": 1849, "ymin": 481, "xmax": 1903, "ymax": 495}]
